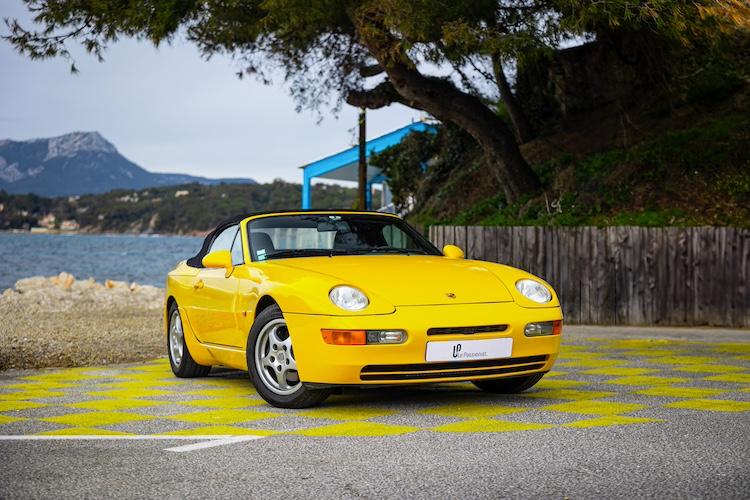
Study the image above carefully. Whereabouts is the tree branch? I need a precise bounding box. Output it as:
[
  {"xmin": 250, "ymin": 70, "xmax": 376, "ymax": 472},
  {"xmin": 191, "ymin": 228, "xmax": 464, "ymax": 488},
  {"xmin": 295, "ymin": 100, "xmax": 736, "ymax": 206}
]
[
  {"xmin": 359, "ymin": 63, "xmax": 383, "ymax": 77},
  {"xmin": 345, "ymin": 80, "xmax": 423, "ymax": 110}
]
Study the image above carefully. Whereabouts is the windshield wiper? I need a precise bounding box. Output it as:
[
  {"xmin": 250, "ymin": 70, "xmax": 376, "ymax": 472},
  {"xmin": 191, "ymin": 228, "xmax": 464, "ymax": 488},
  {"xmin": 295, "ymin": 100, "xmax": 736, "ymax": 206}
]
[
  {"xmin": 339, "ymin": 246, "xmax": 426, "ymax": 256},
  {"xmin": 264, "ymin": 249, "xmax": 335, "ymax": 260}
]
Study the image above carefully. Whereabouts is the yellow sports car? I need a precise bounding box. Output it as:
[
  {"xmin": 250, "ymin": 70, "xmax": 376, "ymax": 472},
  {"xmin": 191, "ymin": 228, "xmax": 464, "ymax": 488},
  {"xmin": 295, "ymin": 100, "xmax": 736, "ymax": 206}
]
[{"xmin": 165, "ymin": 211, "xmax": 562, "ymax": 408}]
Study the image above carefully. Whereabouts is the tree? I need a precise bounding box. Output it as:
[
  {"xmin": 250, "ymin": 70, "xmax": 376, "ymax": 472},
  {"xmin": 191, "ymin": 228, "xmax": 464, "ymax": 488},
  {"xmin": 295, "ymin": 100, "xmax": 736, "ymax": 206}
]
[
  {"xmin": 4, "ymin": 0, "xmax": 542, "ymax": 202},
  {"xmin": 5, "ymin": 1, "xmax": 745, "ymax": 202}
]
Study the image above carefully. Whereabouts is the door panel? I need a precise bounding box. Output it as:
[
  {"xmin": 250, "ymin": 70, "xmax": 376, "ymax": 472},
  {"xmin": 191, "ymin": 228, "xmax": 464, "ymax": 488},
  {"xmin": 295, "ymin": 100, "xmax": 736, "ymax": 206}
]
[
  {"xmin": 187, "ymin": 268, "xmax": 242, "ymax": 347},
  {"xmin": 184, "ymin": 224, "xmax": 244, "ymax": 347}
]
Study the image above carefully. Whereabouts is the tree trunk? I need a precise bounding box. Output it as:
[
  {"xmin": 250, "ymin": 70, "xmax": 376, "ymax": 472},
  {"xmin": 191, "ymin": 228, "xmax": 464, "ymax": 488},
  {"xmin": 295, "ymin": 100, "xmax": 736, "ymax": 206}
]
[
  {"xmin": 352, "ymin": 10, "xmax": 541, "ymax": 202},
  {"xmin": 492, "ymin": 54, "xmax": 535, "ymax": 144}
]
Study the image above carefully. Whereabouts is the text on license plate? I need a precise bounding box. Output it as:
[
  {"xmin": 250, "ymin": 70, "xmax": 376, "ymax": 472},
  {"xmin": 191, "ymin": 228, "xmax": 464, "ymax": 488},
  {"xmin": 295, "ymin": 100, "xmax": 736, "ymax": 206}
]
[{"xmin": 425, "ymin": 338, "xmax": 513, "ymax": 362}]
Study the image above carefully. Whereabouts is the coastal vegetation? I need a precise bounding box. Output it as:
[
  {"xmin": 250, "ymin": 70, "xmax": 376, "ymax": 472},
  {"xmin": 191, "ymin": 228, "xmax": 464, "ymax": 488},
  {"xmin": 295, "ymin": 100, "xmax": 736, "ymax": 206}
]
[
  {"xmin": 0, "ymin": 180, "xmax": 359, "ymax": 234},
  {"xmin": 374, "ymin": 93, "xmax": 750, "ymax": 227}
]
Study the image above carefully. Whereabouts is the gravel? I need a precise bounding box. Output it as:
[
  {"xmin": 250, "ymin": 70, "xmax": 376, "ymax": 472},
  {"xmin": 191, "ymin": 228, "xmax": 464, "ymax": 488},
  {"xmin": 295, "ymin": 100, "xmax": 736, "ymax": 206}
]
[{"xmin": 0, "ymin": 272, "xmax": 164, "ymax": 370}]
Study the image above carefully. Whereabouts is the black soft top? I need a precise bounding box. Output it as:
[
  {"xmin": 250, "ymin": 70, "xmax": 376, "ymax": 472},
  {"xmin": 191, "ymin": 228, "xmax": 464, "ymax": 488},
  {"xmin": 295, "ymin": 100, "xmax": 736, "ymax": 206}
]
[
  {"xmin": 186, "ymin": 213, "xmax": 248, "ymax": 268},
  {"xmin": 185, "ymin": 209, "xmax": 394, "ymax": 268}
]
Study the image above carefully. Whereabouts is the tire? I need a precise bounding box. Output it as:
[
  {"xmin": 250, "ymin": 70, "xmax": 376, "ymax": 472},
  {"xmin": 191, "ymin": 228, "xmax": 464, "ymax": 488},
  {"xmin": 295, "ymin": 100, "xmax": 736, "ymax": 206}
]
[
  {"xmin": 167, "ymin": 302, "xmax": 211, "ymax": 378},
  {"xmin": 247, "ymin": 304, "xmax": 332, "ymax": 409},
  {"xmin": 472, "ymin": 373, "xmax": 545, "ymax": 394}
]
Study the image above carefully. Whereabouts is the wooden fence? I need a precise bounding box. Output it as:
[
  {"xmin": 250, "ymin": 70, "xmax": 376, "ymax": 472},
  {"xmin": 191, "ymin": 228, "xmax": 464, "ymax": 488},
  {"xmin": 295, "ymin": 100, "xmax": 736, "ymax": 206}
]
[{"xmin": 428, "ymin": 226, "xmax": 750, "ymax": 327}]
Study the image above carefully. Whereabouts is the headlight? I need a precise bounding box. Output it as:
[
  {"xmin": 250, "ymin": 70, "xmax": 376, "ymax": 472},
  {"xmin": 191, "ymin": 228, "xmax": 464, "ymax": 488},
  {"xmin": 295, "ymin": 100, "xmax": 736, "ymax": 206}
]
[
  {"xmin": 515, "ymin": 279, "xmax": 552, "ymax": 304},
  {"xmin": 329, "ymin": 286, "xmax": 369, "ymax": 311}
]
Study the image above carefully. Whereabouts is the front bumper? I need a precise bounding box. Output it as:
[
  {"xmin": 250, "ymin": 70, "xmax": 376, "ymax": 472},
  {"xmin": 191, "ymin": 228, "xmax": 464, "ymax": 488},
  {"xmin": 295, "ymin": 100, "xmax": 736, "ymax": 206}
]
[{"xmin": 285, "ymin": 302, "xmax": 562, "ymax": 385}]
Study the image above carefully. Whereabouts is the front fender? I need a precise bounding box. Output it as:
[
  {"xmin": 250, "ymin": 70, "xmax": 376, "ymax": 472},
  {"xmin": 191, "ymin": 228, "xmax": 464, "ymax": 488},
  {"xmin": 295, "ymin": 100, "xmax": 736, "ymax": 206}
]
[
  {"xmin": 484, "ymin": 262, "xmax": 561, "ymax": 309},
  {"xmin": 244, "ymin": 262, "xmax": 396, "ymax": 316}
]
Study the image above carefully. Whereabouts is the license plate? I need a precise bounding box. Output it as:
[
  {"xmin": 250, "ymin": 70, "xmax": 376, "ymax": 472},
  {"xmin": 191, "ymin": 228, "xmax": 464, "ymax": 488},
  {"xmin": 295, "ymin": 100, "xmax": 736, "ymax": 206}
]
[{"xmin": 425, "ymin": 338, "xmax": 513, "ymax": 362}]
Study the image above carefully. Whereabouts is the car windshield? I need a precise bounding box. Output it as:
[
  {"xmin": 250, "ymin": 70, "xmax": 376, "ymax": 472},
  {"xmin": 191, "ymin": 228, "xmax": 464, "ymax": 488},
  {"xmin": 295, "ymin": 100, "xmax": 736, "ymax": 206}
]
[{"xmin": 247, "ymin": 214, "xmax": 441, "ymax": 261}]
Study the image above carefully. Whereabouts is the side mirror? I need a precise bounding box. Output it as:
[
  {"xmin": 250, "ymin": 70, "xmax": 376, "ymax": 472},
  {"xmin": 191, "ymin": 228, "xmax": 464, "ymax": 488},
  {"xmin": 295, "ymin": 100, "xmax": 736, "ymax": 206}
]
[
  {"xmin": 202, "ymin": 249, "xmax": 233, "ymax": 276},
  {"xmin": 442, "ymin": 244, "xmax": 465, "ymax": 259}
]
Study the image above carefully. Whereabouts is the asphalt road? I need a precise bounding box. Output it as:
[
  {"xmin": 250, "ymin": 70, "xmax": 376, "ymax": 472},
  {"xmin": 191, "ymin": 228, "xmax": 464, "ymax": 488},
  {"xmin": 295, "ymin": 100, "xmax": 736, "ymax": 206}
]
[{"xmin": 1, "ymin": 326, "xmax": 749, "ymax": 499}]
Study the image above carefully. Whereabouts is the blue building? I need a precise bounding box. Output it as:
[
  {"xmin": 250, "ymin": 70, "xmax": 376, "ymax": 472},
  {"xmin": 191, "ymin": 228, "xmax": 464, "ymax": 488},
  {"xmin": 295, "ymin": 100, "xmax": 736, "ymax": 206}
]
[{"xmin": 300, "ymin": 121, "xmax": 434, "ymax": 210}]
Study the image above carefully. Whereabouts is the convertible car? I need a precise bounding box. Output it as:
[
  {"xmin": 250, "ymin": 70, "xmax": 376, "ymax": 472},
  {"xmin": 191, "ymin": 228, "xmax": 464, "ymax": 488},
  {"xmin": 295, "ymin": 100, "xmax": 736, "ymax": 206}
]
[{"xmin": 165, "ymin": 210, "xmax": 563, "ymax": 408}]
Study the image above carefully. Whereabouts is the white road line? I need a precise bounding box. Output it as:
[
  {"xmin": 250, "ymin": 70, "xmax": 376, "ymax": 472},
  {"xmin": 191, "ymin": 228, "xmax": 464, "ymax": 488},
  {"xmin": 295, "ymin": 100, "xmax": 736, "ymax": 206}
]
[
  {"xmin": 0, "ymin": 434, "xmax": 268, "ymax": 452},
  {"xmin": 164, "ymin": 435, "xmax": 264, "ymax": 453},
  {"xmin": 0, "ymin": 435, "xmax": 233, "ymax": 441}
]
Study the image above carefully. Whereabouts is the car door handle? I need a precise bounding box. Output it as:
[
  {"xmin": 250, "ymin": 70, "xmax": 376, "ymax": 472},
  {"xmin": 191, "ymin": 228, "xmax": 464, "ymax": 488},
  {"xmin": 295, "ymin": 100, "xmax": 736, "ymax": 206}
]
[{"xmin": 194, "ymin": 280, "xmax": 204, "ymax": 290}]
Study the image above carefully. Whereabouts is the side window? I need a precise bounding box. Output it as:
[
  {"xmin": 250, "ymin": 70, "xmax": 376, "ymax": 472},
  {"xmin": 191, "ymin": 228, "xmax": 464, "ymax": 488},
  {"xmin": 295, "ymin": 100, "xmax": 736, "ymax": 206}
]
[
  {"xmin": 209, "ymin": 225, "xmax": 238, "ymax": 253},
  {"xmin": 230, "ymin": 230, "xmax": 244, "ymax": 266}
]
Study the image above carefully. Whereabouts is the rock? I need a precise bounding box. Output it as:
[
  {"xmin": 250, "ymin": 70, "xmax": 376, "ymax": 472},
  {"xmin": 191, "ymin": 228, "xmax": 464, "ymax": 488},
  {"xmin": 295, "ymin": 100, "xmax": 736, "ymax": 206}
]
[
  {"xmin": 15, "ymin": 277, "xmax": 50, "ymax": 293},
  {"xmin": 72, "ymin": 277, "xmax": 102, "ymax": 292},
  {"xmin": 59, "ymin": 272, "xmax": 75, "ymax": 290},
  {"xmin": 50, "ymin": 271, "xmax": 75, "ymax": 288},
  {"xmin": 4, "ymin": 274, "xmax": 164, "ymax": 315}
]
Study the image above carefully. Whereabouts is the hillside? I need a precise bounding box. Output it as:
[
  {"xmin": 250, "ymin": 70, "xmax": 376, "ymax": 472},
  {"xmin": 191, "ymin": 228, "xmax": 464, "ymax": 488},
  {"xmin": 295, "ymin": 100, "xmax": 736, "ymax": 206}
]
[
  {"xmin": 0, "ymin": 132, "xmax": 255, "ymax": 196},
  {"xmin": 375, "ymin": 70, "xmax": 750, "ymax": 229},
  {"xmin": 0, "ymin": 180, "xmax": 359, "ymax": 234}
]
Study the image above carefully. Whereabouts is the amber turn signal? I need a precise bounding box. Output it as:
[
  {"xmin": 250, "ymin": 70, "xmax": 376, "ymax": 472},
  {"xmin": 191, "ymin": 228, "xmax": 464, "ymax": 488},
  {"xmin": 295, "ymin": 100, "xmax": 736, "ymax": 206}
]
[
  {"xmin": 524, "ymin": 320, "xmax": 563, "ymax": 337},
  {"xmin": 552, "ymin": 320, "xmax": 563, "ymax": 335},
  {"xmin": 321, "ymin": 329, "xmax": 367, "ymax": 345}
]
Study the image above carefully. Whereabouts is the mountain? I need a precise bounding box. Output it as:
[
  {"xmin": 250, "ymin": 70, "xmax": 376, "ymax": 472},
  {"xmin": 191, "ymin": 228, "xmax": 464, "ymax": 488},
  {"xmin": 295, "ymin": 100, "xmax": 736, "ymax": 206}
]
[{"xmin": 0, "ymin": 132, "xmax": 256, "ymax": 197}]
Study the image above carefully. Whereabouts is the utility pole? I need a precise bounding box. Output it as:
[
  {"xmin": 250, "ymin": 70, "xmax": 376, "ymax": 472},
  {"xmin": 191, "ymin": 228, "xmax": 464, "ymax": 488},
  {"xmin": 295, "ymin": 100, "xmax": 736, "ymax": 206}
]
[{"xmin": 358, "ymin": 107, "xmax": 367, "ymax": 210}]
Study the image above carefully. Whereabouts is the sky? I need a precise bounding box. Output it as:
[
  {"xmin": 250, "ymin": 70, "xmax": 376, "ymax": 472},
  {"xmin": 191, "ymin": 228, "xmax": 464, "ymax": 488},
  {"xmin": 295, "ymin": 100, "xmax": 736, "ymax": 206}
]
[{"xmin": 0, "ymin": 1, "xmax": 423, "ymax": 184}]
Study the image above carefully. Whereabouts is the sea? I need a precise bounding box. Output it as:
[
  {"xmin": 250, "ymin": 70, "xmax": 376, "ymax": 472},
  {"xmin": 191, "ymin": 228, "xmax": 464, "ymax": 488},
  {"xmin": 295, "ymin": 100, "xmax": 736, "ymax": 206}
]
[{"xmin": 0, "ymin": 232, "xmax": 204, "ymax": 291}]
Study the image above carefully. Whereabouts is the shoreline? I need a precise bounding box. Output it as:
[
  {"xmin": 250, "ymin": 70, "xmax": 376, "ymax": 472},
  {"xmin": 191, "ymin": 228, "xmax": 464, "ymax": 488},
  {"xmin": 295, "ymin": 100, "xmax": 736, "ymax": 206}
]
[
  {"xmin": 1, "ymin": 273, "xmax": 164, "ymax": 371},
  {"xmin": 0, "ymin": 228, "xmax": 208, "ymax": 237}
]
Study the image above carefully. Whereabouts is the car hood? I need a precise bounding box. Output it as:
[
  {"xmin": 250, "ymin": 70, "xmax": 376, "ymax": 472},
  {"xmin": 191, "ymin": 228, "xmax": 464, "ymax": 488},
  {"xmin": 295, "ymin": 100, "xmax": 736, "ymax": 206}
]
[{"xmin": 270, "ymin": 255, "xmax": 514, "ymax": 306}]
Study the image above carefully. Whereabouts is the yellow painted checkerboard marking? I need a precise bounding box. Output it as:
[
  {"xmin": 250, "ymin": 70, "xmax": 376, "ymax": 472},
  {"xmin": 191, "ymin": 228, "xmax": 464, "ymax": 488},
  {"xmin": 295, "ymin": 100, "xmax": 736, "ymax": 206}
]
[
  {"xmin": 563, "ymin": 416, "xmax": 663, "ymax": 428},
  {"xmin": 534, "ymin": 379, "xmax": 586, "ymax": 389},
  {"xmin": 168, "ymin": 409, "xmax": 280, "ymax": 425},
  {"xmin": 0, "ymin": 390, "xmax": 66, "ymax": 400},
  {"xmin": 40, "ymin": 411, "xmax": 153, "ymax": 426},
  {"xmin": 605, "ymin": 375, "xmax": 691, "ymax": 386},
  {"xmin": 604, "ymin": 339, "xmax": 689, "ymax": 349},
  {"xmin": 704, "ymin": 373, "xmax": 750, "ymax": 384},
  {"xmin": 420, "ymin": 402, "xmax": 525, "ymax": 419},
  {"xmin": 21, "ymin": 373, "xmax": 101, "ymax": 382},
  {"xmin": 0, "ymin": 336, "xmax": 748, "ymax": 439},
  {"xmin": 0, "ymin": 401, "xmax": 47, "ymax": 412},
  {"xmin": 295, "ymin": 422, "xmax": 419, "ymax": 437},
  {"xmin": 1, "ymin": 381, "xmax": 78, "ymax": 390},
  {"xmin": 709, "ymin": 343, "xmax": 750, "ymax": 354},
  {"xmin": 633, "ymin": 387, "xmax": 728, "ymax": 398},
  {"xmin": 618, "ymin": 350, "xmax": 683, "ymax": 358},
  {"xmin": 36, "ymin": 427, "xmax": 133, "ymax": 436},
  {"xmin": 162, "ymin": 426, "xmax": 279, "ymax": 437},
  {"xmin": 673, "ymin": 364, "xmax": 745, "ymax": 374},
  {"xmin": 179, "ymin": 397, "xmax": 266, "ymax": 409},
  {"xmin": 432, "ymin": 419, "xmax": 554, "ymax": 433},
  {"xmin": 581, "ymin": 367, "xmax": 661, "ymax": 376},
  {"xmin": 0, "ymin": 414, "xmax": 27, "ymax": 425},
  {"xmin": 86, "ymin": 388, "xmax": 175, "ymax": 399},
  {"xmin": 664, "ymin": 399, "xmax": 750, "ymax": 412},
  {"xmin": 555, "ymin": 359, "xmax": 628, "ymax": 368},
  {"xmin": 65, "ymin": 399, "xmax": 169, "ymax": 411},
  {"xmin": 186, "ymin": 387, "xmax": 259, "ymax": 398},
  {"xmin": 297, "ymin": 407, "xmax": 396, "ymax": 421},
  {"xmin": 644, "ymin": 356, "xmax": 719, "ymax": 365},
  {"xmin": 523, "ymin": 389, "xmax": 617, "ymax": 400},
  {"xmin": 542, "ymin": 401, "xmax": 647, "ymax": 415}
]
